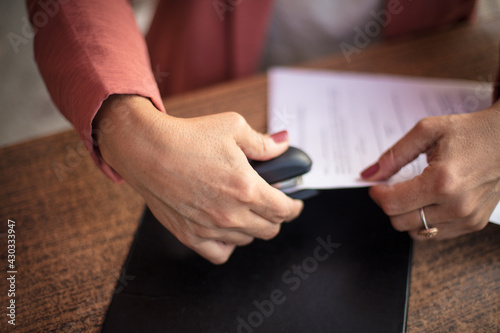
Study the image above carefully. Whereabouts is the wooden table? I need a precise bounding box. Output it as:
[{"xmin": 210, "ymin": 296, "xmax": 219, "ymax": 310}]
[{"xmin": 1, "ymin": 19, "xmax": 500, "ymax": 333}]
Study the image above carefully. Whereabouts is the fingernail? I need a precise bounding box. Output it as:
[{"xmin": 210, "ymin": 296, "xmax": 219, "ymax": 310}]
[
  {"xmin": 270, "ymin": 130, "xmax": 288, "ymax": 144},
  {"xmin": 361, "ymin": 163, "xmax": 379, "ymax": 179}
]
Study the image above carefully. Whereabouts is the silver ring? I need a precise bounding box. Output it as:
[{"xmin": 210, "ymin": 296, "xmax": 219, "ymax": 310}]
[{"xmin": 420, "ymin": 207, "xmax": 429, "ymax": 230}]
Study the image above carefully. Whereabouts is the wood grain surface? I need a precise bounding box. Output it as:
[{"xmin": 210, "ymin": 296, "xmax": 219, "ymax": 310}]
[{"xmin": 1, "ymin": 18, "xmax": 500, "ymax": 333}]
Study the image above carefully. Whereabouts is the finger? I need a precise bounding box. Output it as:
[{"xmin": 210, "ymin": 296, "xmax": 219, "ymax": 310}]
[
  {"xmin": 232, "ymin": 209, "xmax": 285, "ymax": 240},
  {"xmin": 405, "ymin": 203, "xmax": 491, "ymax": 241},
  {"xmin": 361, "ymin": 117, "xmax": 443, "ymax": 181},
  {"xmin": 189, "ymin": 223, "xmax": 256, "ymax": 246},
  {"xmin": 372, "ymin": 169, "xmax": 498, "ymax": 220},
  {"xmin": 190, "ymin": 238, "xmax": 237, "ymax": 265},
  {"xmin": 215, "ymin": 231, "xmax": 255, "ymax": 246},
  {"xmin": 190, "ymin": 192, "xmax": 290, "ymax": 240},
  {"xmin": 387, "ymin": 203, "xmax": 460, "ymax": 233},
  {"xmin": 389, "ymin": 197, "xmax": 487, "ymax": 232},
  {"xmin": 368, "ymin": 173, "xmax": 435, "ymax": 216},
  {"xmin": 150, "ymin": 205, "xmax": 238, "ymax": 264},
  {"xmin": 232, "ymin": 114, "xmax": 290, "ymax": 161},
  {"xmin": 210, "ymin": 196, "xmax": 289, "ymax": 240},
  {"xmin": 250, "ymin": 177, "xmax": 304, "ymax": 223}
]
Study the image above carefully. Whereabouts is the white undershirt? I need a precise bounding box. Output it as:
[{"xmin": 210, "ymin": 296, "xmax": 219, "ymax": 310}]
[{"xmin": 260, "ymin": 0, "xmax": 383, "ymax": 69}]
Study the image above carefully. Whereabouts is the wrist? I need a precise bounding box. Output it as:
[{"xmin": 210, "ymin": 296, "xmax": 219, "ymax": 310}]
[
  {"xmin": 94, "ymin": 94, "xmax": 161, "ymax": 128},
  {"xmin": 93, "ymin": 94, "xmax": 165, "ymax": 170}
]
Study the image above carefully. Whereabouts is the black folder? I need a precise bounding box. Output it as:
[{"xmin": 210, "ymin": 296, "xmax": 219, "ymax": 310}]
[{"xmin": 102, "ymin": 188, "xmax": 412, "ymax": 333}]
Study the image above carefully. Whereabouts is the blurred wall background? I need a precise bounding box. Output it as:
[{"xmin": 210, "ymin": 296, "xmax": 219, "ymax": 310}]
[{"xmin": 0, "ymin": 0, "xmax": 498, "ymax": 148}]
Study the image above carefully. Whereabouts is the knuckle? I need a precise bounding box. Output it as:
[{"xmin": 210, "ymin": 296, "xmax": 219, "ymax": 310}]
[
  {"xmin": 378, "ymin": 150, "xmax": 394, "ymax": 169},
  {"xmin": 378, "ymin": 198, "xmax": 400, "ymax": 216},
  {"xmin": 214, "ymin": 213, "xmax": 237, "ymax": 229},
  {"xmin": 176, "ymin": 231, "xmax": 197, "ymax": 248},
  {"xmin": 225, "ymin": 111, "xmax": 247, "ymax": 129},
  {"xmin": 194, "ymin": 225, "xmax": 217, "ymax": 239},
  {"xmin": 234, "ymin": 176, "xmax": 258, "ymax": 204},
  {"xmin": 432, "ymin": 166, "xmax": 459, "ymax": 197},
  {"xmin": 391, "ymin": 218, "xmax": 408, "ymax": 232},
  {"xmin": 240, "ymin": 237, "xmax": 254, "ymax": 246},
  {"xmin": 469, "ymin": 219, "xmax": 487, "ymax": 232},
  {"xmin": 465, "ymin": 221, "xmax": 481, "ymax": 233},
  {"xmin": 379, "ymin": 149, "xmax": 407, "ymax": 173},
  {"xmin": 453, "ymin": 200, "xmax": 476, "ymax": 219},
  {"xmin": 461, "ymin": 213, "xmax": 487, "ymax": 232},
  {"xmin": 260, "ymin": 224, "xmax": 281, "ymax": 240},
  {"xmin": 214, "ymin": 210, "xmax": 247, "ymax": 230},
  {"xmin": 369, "ymin": 187, "xmax": 403, "ymax": 216},
  {"xmin": 414, "ymin": 117, "xmax": 435, "ymax": 133},
  {"xmin": 256, "ymin": 134, "xmax": 268, "ymax": 154},
  {"xmin": 271, "ymin": 204, "xmax": 290, "ymax": 223},
  {"xmin": 211, "ymin": 253, "xmax": 231, "ymax": 265}
]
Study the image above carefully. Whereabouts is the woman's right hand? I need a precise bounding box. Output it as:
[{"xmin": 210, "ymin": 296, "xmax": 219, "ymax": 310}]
[{"xmin": 94, "ymin": 95, "xmax": 303, "ymax": 264}]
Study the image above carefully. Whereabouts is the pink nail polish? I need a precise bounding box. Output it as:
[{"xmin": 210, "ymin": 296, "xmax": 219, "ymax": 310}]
[
  {"xmin": 270, "ymin": 130, "xmax": 289, "ymax": 144},
  {"xmin": 361, "ymin": 163, "xmax": 379, "ymax": 179}
]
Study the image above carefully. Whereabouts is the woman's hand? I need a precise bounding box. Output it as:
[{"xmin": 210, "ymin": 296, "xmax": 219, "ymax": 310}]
[
  {"xmin": 361, "ymin": 101, "xmax": 500, "ymax": 240},
  {"xmin": 95, "ymin": 95, "xmax": 303, "ymax": 264}
]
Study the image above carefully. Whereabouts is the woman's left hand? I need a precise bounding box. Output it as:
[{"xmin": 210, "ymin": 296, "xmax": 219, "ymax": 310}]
[{"xmin": 361, "ymin": 101, "xmax": 500, "ymax": 240}]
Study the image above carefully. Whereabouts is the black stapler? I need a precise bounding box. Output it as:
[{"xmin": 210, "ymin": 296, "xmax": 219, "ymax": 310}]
[{"xmin": 250, "ymin": 147, "xmax": 318, "ymax": 200}]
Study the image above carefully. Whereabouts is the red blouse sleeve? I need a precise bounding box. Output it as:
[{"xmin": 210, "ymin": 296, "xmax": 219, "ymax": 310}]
[{"xmin": 26, "ymin": 0, "xmax": 165, "ymax": 182}]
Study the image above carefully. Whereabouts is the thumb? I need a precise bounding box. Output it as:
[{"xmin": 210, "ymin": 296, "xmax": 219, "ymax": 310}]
[
  {"xmin": 361, "ymin": 118, "xmax": 441, "ymax": 181},
  {"xmin": 235, "ymin": 125, "xmax": 290, "ymax": 161}
]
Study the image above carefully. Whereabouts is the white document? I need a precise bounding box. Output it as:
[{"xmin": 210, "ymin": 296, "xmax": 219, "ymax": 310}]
[{"xmin": 268, "ymin": 67, "xmax": 500, "ymax": 224}]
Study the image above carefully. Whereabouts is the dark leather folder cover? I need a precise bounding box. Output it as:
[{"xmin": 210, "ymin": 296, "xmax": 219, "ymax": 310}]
[{"xmin": 102, "ymin": 189, "xmax": 412, "ymax": 333}]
